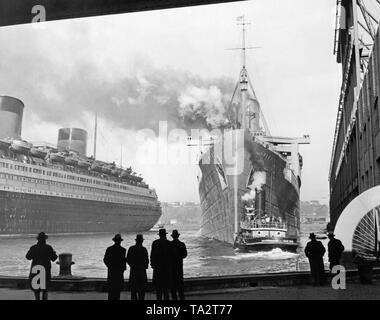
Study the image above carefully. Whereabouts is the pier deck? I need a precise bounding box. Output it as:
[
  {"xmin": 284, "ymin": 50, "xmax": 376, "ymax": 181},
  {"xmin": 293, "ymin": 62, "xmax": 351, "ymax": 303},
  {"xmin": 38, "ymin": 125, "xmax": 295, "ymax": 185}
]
[
  {"xmin": 1, "ymin": 281, "xmax": 380, "ymax": 300},
  {"xmin": 1, "ymin": 268, "xmax": 379, "ymax": 299}
]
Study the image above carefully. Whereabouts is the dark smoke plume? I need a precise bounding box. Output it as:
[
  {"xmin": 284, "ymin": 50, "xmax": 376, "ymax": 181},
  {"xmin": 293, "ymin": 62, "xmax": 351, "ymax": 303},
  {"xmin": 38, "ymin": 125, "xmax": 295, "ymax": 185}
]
[{"xmin": 0, "ymin": 41, "xmax": 236, "ymax": 133}]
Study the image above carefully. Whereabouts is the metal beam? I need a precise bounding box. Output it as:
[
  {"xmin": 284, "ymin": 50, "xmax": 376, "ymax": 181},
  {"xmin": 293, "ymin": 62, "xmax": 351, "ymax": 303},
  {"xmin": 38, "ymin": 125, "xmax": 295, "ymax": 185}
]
[
  {"xmin": 358, "ymin": 19, "xmax": 374, "ymax": 38},
  {"xmin": 0, "ymin": 0, "xmax": 246, "ymax": 27},
  {"xmin": 357, "ymin": 0, "xmax": 376, "ymax": 39}
]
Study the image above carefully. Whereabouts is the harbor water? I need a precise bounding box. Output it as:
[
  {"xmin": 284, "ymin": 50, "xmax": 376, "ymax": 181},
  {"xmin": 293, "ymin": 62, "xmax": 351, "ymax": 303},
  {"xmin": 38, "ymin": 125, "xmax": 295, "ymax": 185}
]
[{"xmin": 0, "ymin": 228, "xmax": 329, "ymax": 278}]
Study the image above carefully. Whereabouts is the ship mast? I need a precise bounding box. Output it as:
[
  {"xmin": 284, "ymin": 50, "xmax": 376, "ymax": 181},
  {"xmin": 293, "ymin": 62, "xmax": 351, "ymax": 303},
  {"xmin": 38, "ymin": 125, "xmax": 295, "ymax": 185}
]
[
  {"xmin": 94, "ymin": 112, "xmax": 98, "ymax": 159},
  {"xmin": 233, "ymin": 16, "xmax": 251, "ymax": 239},
  {"xmin": 239, "ymin": 17, "xmax": 249, "ymax": 130}
]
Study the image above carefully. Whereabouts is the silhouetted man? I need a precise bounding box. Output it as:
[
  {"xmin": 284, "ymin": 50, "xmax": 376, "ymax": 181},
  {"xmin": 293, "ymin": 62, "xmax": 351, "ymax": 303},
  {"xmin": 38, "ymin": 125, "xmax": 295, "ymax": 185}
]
[
  {"xmin": 126, "ymin": 234, "xmax": 149, "ymax": 300},
  {"xmin": 103, "ymin": 234, "xmax": 126, "ymax": 300},
  {"xmin": 305, "ymin": 233, "xmax": 326, "ymax": 286},
  {"xmin": 327, "ymin": 232, "xmax": 344, "ymax": 270},
  {"xmin": 170, "ymin": 230, "xmax": 187, "ymax": 300},
  {"xmin": 150, "ymin": 229, "xmax": 172, "ymax": 300},
  {"xmin": 26, "ymin": 232, "xmax": 57, "ymax": 300}
]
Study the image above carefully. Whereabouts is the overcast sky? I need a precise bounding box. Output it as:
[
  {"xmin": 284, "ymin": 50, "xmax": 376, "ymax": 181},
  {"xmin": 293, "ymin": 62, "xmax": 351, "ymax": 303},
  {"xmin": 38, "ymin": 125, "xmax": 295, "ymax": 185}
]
[{"xmin": 0, "ymin": 0, "xmax": 340, "ymax": 204}]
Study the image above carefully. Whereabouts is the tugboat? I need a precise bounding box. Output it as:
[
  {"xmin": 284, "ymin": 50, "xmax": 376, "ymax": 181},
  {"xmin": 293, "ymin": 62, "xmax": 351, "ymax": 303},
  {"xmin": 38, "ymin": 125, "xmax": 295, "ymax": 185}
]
[{"xmin": 234, "ymin": 186, "xmax": 299, "ymax": 252}]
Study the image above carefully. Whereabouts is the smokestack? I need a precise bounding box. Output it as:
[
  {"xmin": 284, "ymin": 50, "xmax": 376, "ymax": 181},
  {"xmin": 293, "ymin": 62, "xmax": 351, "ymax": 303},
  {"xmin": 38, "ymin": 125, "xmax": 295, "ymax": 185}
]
[
  {"xmin": 254, "ymin": 188, "xmax": 266, "ymax": 217},
  {"xmin": 0, "ymin": 96, "xmax": 24, "ymax": 140},
  {"xmin": 57, "ymin": 128, "xmax": 87, "ymax": 156}
]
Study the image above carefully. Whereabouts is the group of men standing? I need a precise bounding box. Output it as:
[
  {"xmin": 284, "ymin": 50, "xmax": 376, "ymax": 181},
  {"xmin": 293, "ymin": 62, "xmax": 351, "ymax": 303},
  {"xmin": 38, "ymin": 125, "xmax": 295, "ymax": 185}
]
[
  {"xmin": 304, "ymin": 232, "xmax": 345, "ymax": 286},
  {"xmin": 103, "ymin": 228, "xmax": 187, "ymax": 300}
]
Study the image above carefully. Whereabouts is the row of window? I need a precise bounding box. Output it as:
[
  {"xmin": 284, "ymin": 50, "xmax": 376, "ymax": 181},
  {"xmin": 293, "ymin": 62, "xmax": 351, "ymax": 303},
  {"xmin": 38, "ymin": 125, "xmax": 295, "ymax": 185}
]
[
  {"xmin": 0, "ymin": 172, "xmax": 154, "ymax": 204},
  {"xmin": 0, "ymin": 160, "xmax": 150, "ymax": 197}
]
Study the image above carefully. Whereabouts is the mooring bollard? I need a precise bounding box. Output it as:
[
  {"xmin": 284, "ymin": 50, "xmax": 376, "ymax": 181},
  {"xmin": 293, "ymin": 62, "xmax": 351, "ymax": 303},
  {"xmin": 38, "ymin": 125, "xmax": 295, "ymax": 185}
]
[
  {"xmin": 56, "ymin": 253, "xmax": 75, "ymax": 277},
  {"xmin": 357, "ymin": 264, "xmax": 373, "ymax": 284}
]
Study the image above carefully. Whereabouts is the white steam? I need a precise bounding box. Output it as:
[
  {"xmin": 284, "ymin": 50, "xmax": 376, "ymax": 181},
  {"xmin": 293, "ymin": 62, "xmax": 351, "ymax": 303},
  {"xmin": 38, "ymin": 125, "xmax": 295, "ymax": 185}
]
[
  {"xmin": 242, "ymin": 189, "xmax": 256, "ymax": 202},
  {"xmin": 241, "ymin": 171, "xmax": 267, "ymax": 201}
]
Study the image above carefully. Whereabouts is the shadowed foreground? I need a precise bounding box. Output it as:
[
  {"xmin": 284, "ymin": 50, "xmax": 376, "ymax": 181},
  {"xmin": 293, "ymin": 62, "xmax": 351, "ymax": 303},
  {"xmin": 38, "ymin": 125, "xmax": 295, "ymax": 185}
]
[{"xmin": 1, "ymin": 280, "xmax": 379, "ymax": 300}]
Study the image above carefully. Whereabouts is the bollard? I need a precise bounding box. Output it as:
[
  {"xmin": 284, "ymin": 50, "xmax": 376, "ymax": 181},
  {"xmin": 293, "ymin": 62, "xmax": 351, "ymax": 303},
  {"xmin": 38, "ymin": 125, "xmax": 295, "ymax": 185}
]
[
  {"xmin": 357, "ymin": 264, "xmax": 373, "ymax": 284},
  {"xmin": 56, "ymin": 253, "xmax": 75, "ymax": 277}
]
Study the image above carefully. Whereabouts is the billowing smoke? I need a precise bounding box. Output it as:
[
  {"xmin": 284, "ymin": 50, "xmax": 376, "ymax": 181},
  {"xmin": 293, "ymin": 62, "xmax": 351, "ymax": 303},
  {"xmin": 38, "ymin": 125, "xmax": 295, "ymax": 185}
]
[
  {"xmin": 242, "ymin": 171, "xmax": 267, "ymax": 201},
  {"xmin": 0, "ymin": 39, "xmax": 235, "ymax": 133},
  {"xmin": 178, "ymin": 85, "xmax": 232, "ymax": 129}
]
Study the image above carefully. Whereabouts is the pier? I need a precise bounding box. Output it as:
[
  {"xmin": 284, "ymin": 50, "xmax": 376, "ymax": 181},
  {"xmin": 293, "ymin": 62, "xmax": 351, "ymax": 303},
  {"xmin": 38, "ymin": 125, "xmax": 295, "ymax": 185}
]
[
  {"xmin": 1, "ymin": 268, "xmax": 380, "ymax": 292},
  {"xmin": 0, "ymin": 269, "xmax": 380, "ymax": 299}
]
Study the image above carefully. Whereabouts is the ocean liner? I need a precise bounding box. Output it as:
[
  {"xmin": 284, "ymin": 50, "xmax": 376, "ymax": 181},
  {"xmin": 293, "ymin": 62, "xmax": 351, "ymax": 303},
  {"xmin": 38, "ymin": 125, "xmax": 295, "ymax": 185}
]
[
  {"xmin": 0, "ymin": 95, "xmax": 161, "ymax": 234},
  {"xmin": 197, "ymin": 18, "xmax": 310, "ymax": 251}
]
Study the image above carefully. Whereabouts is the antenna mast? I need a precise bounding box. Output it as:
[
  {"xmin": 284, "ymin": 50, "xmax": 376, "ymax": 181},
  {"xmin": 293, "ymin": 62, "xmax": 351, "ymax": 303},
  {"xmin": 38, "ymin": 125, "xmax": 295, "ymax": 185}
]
[
  {"xmin": 120, "ymin": 144, "xmax": 123, "ymax": 168},
  {"xmin": 238, "ymin": 15, "xmax": 249, "ymax": 68},
  {"xmin": 94, "ymin": 113, "xmax": 98, "ymax": 159}
]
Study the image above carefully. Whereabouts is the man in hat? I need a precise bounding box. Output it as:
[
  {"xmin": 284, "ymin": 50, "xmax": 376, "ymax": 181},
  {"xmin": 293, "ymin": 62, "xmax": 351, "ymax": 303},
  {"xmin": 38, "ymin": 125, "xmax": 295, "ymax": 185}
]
[
  {"xmin": 150, "ymin": 228, "xmax": 172, "ymax": 300},
  {"xmin": 170, "ymin": 229, "xmax": 187, "ymax": 300},
  {"xmin": 103, "ymin": 234, "xmax": 127, "ymax": 300},
  {"xmin": 126, "ymin": 234, "xmax": 149, "ymax": 300},
  {"xmin": 26, "ymin": 232, "xmax": 58, "ymax": 300},
  {"xmin": 304, "ymin": 233, "xmax": 326, "ymax": 286},
  {"xmin": 327, "ymin": 232, "xmax": 345, "ymax": 271}
]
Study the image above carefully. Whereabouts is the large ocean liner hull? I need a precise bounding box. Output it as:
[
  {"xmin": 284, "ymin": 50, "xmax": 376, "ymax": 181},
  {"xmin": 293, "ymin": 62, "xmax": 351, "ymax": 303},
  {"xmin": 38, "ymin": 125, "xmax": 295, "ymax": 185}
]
[
  {"xmin": 195, "ymin": 17, "xmax": 309, "ymax": 250},
  {"xmin": 0, "ymin": 191, "xmax": 161, "ymax": 234},
  {"xmin": 0, "ymin": 95, "xmax": 162, "ymax": 235},
  {"xmin": 198, "ymin": 138, "xmax": 300, "ymax": 246}
]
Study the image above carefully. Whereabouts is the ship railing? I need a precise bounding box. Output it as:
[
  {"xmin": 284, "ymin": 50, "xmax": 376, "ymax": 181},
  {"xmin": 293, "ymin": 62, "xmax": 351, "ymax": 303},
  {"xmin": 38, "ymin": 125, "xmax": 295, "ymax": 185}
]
[
  {"xmin": 1, "ymin": 152, "xmax": 150, "ymax": 189},
  {"xmin": 241, "ymin": 221, "xmax": 287, "ymax": 230}
]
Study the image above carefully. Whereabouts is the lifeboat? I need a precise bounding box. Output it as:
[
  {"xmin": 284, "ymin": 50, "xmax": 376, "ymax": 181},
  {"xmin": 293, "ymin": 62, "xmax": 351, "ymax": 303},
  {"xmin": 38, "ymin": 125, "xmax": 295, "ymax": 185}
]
[
  {"xmin": 64, "ymin": 152, "xmax": 79, "ymax": 166},
  {"xmin": 0, "ymin": 138, "xmax": 12, "ymax": 150},
  {"xmin": 10, "ymin": 140, "xmax": 33, "ymax": 155},
  {"xmin": 111, "ymin": 168, "xmax": 122, "ymax": 177},
  {"xmin": 101, "ymin": 164, "xmax": 113, "ymax": 175},
  {"xmin": 130, "ymin": 174, "xmax": 143, "ymax": 183},
  {"xmin": 135, "ymin": 176, "xmax": 143, "ymax": 183},
  {"xmin": 49, "ymin": 151, "xmax": 66, "ymax": 163},
  {"xmin": 30, "ymin": 147, "xmax": 48, "ymax": 159},
  {"xmin": 78, "ymin": 158, "xmax": 92, "ymax": 169},
  {"xmin": 119, "ymin": 170, "xmax": 131, "ymax": 179},
  {"xmin": 90, "ymin": 161, "xmax": 103, "ymax": 173}
]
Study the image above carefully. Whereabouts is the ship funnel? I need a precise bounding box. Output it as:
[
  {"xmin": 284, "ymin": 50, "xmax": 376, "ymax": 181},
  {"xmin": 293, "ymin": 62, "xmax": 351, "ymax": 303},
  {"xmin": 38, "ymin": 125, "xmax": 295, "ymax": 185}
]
[
  {"xmin": 57, "ymin": 128, "xmax": 87, "ymax": 156},
  {"xmin": 0, "ymin": 96, "xmax": 24, "ymax": 140},
  {"xmin": 254, "ymin": 188, "xmax": 266, "ymax": 217}
]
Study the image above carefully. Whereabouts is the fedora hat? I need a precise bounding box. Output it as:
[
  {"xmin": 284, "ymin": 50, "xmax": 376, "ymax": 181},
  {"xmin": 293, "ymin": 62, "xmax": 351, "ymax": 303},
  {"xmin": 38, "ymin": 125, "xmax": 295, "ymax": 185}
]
[
  {"xmin": 37, "ymin": 232, "xmax": 48, "ymax": 241},
  {"xmin": 112, "ymin": 234, "xmax": 123, "ymax": 242},
  {"xmin": 135, "ymin": 234, "xmax": 144, "ymax": 241},
  {"xmin": 171, "ymin": 229, "xmax": 180, "ymax": 238},
  {"xmin": 158, "ymin": 228, "xmax": 167, "ymax": 236},
  {"xmin": 309, "ymin": 233, "xmax": 316, "ymax": 239}
]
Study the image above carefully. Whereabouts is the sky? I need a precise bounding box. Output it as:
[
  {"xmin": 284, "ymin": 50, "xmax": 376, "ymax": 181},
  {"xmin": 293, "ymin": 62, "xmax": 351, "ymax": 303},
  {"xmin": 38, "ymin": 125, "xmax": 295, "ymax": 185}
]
[{"xmin": 0, "ymin": 0, "xmax": 341, "ymax": 204}]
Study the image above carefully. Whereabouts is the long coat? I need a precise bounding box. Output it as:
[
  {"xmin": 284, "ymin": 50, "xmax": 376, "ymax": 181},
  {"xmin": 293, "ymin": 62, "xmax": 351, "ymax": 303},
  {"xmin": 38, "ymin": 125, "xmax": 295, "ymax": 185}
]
[
  {"xmin": 305, "ymin": 239, "xmax": 326, "ymax": 284},
  {"xmin": 171, "ymin": 239, "xmax": 187, "ymax": 285},
  {"xmin": 150, "ymin": 238, "xmax": 172, "ymax": 288},
  {"xmin": 103, "ymin": 244, "xmax": 127, "ymax": 291},
  {"xmin": 126, "ymin": 245, "xmax": 149, "ymax": 291},
  {"xmin": 328, "ymin": 238, "xmax": 344, "ymax": 264},
  {"xmin": 26, "ymin": 242, "xmax": 57, "ymax": 283}
]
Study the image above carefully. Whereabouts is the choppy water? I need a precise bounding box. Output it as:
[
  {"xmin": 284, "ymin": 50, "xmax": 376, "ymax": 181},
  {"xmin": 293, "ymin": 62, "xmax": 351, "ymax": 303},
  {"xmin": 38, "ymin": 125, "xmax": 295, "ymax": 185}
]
[{"xmin": 0, "ymin": 229, "xmax": 329, "ymax": 278}]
